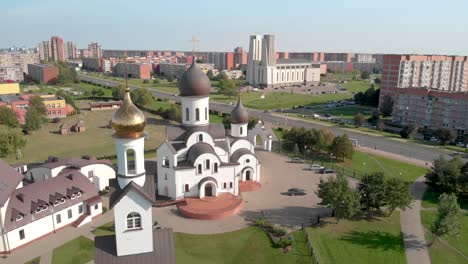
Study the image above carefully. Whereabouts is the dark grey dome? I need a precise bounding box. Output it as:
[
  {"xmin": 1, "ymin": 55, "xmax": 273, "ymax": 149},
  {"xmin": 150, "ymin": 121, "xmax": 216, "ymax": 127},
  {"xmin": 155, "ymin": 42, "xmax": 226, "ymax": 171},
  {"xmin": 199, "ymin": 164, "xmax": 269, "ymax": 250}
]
[
  {"xmin": 230, "ymin": 97, "xmax": 248, "ymax": 124},
  {"xmin": 178, "ymin": 60, "xmax": 211, "ymax": 96}
]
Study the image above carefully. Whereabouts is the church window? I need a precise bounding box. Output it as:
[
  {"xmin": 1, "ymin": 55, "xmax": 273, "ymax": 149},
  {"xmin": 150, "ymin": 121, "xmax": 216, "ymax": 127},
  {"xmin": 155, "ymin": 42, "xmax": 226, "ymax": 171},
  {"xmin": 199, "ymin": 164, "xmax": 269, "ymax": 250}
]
[
  {"xmin": 196, "ymin": 108, "xmax": 200, "ymax": 121},
  {"xmin": 67, "ymin": 209, "xmax": 72, "ymax": 219},
  {"xmin": 16, "ymin": 214, "xmax": 23, "ymax": 221},
  {"xmin": 162, "ymin": 157, "xmax": 169, "ymax": 167},
  {"xmin": 214, "ymin": 163, "xmax": 218, "ymax": 173},
  {"xmin": 198, "ymin": 134, "xmax": 203, "ymax": 142},
  {"xmin": 205, "ymin": 159, "xmax": 210, "ymax": 170},
  {"xmin": 56, "ymin": 214, "xmax": 61, "ymax": 224},
  {"xmin": 205, "ymin": 107, "xmax": 208, "ymax": 120},
  {"xmin": 78, "ymin": 204, "xmax": 83, "ymax": 214},
  {"xmin": 184, "ymin": 184, "xmax": 189, "ymax": 192},
  {"xmin": 197, "ymin": 164, "xmax": 202, "ymax": 174},
  {"xmin": 126, "ymin": 212, "xmax": 142, "ymax": 230},
  {"xmin": 185, "ymin": 108, "xmax": 189, "ymax": 121},
  {"xmin": 229, "ymin": 182, "xmax": 233, "ymax": 188},
  {"xmin": 126, "ymin": 149, "xmax": 136, "ymax": 174},
  {"xmin": 240, "ymin": 126, "xmax": 243, "ymax": 135},
  {"xmin": 94, "ymin": 204, "xmax": 99, "ymax": 210},
  {"xmin": 19, "ymin": 229, "xmax": 25, "ymax": 240},
  {"xmin": 246, "ymin": 159, "xmax": 250, "ymax": 163},
  {"xmin": 223, "ymin": 182, "xmax": 227, "ymax": 189}
]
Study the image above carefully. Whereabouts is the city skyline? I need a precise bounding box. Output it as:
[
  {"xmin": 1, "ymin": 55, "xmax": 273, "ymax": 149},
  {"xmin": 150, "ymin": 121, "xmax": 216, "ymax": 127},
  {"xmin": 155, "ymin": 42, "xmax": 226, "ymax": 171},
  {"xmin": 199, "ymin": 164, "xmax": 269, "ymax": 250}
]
[{"xmin": 2, "ymin": 0, "xmax": 468, "ymax": 55}]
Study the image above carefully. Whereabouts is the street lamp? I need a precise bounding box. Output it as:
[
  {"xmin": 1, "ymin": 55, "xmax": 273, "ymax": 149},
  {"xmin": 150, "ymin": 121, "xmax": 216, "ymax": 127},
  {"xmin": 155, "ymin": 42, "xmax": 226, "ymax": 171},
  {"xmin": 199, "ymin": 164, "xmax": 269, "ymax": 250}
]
[
  {"xmin": 304, "ymin": 145, "xmax": 307, "ymax": 162},
  {"xmin": 330, "ymin": 153, "xmax": 334, "ymax": 169}
]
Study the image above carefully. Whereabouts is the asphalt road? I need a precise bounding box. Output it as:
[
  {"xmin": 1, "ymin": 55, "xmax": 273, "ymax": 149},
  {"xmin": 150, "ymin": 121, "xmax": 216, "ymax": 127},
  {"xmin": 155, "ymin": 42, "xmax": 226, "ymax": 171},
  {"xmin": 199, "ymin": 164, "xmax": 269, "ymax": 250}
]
[{"xmin": 79, "ymin": 74, "xmax": 465, "ymax": 163}]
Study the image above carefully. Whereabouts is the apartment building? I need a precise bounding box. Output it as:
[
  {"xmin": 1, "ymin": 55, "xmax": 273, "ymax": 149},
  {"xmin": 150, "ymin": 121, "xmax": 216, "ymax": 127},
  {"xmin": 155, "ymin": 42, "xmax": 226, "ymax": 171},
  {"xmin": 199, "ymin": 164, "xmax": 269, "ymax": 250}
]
[
  {"xmin": 27, "ymin": 64, "xmax": 59, "ymax": 84},
  {"xmin": 112, "ymin": 62, "xmax": 151, "ymax": 79}
]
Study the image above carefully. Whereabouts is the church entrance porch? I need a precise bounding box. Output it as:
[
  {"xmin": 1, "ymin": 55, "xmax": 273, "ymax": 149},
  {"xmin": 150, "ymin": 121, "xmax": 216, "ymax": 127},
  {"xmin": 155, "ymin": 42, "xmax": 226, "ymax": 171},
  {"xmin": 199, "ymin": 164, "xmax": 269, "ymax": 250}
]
[
  {"xmin": 176, "ymin": 193, "xmax": 243, "ymax": 220},
  {"xmin": 205, "ymin": 184, "xmax": 213, "ymax": 197},
  {"xmin": 246, "ymin": 170, "xmax": 251, "ymax": 181},
  {"xmin": 198, "ymin": 177, "xmax": 218, "ymax": 198}
]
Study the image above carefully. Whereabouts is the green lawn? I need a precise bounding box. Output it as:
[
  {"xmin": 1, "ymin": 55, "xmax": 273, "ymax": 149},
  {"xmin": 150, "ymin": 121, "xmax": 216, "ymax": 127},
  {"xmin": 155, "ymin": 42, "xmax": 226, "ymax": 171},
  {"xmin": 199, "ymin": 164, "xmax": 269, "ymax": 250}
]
[
  {"xmin": 24, "ymin": 257, "xmax": 41, "ymax": 264},
  {"xmin": 175, "ymin": 226, "xmax": 313, "ymax": 264},
  {"xmin": 422, "ymin": 189, "xmax": 468, "ymax": 210},
  {"xmin": 209, "ymin": 114, "xmax": 225, "ymax": 124},
  {"xmin": 306, "ymin": 212, "xmax": 405, "ymax": 264},
  {"xmin": 342, "ymin": 80, "xmax": 377, "ymax": 94},
  {"xmin": 51, "ymin": 236, "xmax": 94, "ymax": 264},
  {"xmin": 421, "ymin": 211, "xmax": 468, "ymax": 264},
  {"xmin": 315, "ymin": 106, "xmax": 376, "ymax": 119},
  {"xmin": 4, "ymin": 100, "xmax": 166, "ymax": 164},
  {"xmin": 92, "ymin": 222, "xmax": 115, "ymax": 237}
]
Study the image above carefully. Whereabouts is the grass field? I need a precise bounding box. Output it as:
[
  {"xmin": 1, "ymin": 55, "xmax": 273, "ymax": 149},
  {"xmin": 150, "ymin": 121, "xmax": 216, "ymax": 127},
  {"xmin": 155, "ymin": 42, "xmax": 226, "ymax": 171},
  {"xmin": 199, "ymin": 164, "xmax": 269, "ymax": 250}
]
[
  {"xmin": 24, "ymin": 257, "xmax": 41, "ymax": 264},
  {"xmin": 174, "ymin": 226, "xmax": 313, "ymax": 264},
  {"xmin": 315, "ymin": 105, "xmax": 376, "ymax": 119},
  {"xmin": 306, "ymin": 212, "xmax": 405, "ymax": 264},
  {"xmin": 341, "ymin": 80, "xmax": 377, "ymax": 94},
  {"xmin": 92, "ymin": 222, "xmax": 115, "ymax": 237},
  {"xmin": 422, "ymin": 189, "xmax": 468, "ymax": 210},
  {"xmin": 3, "ymin": 100, "xmax": 167, "ymax": 164},
  {"xmin": 51, "ymin": 236, "xmax": 94, "ymax": 264},
  {"xmin": 421, "ymin": 211, "xmax": 468, "ymax": 264}
]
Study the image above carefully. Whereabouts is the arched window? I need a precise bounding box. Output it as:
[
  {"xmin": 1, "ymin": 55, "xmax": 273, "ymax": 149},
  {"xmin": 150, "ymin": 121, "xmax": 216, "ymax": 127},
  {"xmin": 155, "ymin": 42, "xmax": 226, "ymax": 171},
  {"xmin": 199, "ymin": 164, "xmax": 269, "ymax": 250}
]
[
  {"xmin": 196, "ymin": 108, "xmax": 200, "ymax": 121},
  {"xmin": 197, "ymin": 164, "xmax": 202, "ymax": 174},
  {"xmin": 126, "ymin": 212, "xmax": 141, "ymax": 230},
  {"xmin": 223, "ymin": 182, "xmax": 227, "ymax": 189},
  {"xmin": 198, "ymin": 134, "xmax": 203, "ymax": 142},
  {"xmin": 240, "ymin": 126, "xmax": 243, "ymax": 135},
  {"xmin": 214, "ymin": 163, "xmax": 218, "ymax": 173},
  {"xmin": 52, "ymin": 103, "xmax": 55, "ymax": 108},
  {"xmin": 127, "ymin": 149, "xmax": 136, "ymax": 174},
  {"xmin": 184, "ymin": 184, "xmax": 189, "ymax": 192},
  {"xmin": 162, "ymin": 157, "xmax": 169, "ymax": 167},
  {"xmin": 229, "ymin": 182, "xmax": 233, "ymax": 188},
  {"xmin": 185, "ymin": 108, "xmax": 189, "ymax": 121},
  {"xmin": 205, "ymin": 107, "xmax": 208, "ymax": 120},
  {"xmin": 205, "ymin": 159, "xmax": 210, "ymax": 169}
]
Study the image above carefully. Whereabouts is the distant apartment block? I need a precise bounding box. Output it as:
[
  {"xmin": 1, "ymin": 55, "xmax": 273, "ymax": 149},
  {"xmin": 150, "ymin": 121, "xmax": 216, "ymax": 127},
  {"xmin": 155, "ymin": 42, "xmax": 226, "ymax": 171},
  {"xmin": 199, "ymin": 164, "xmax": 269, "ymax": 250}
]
[
  {"xmin": 102, "ymin": 50, "xmax": 152, "ymax": 58},
  {"xmin": 113, "ymin": 62, "xmax": 151, "ymax": 79},
  {"xmin": 207, "ymin": 52, "xmax": 234, "ymax": 70},
  {"xmin": 0, "ymin": 67, "xmax": 23, "ymax": 83},
  {"xmin": 50, "ymin": 36, "xmax": 65, "ymax": 61},
  {"xmin": 0, "ymin": 51, "xmax": 39, "ymax": 81},
  {"xmin": 233, "ymin": 47, "xmax": 248, "ymax": 66},
  {"xmin": 88, "ymin": 42, "xmax": 102, "ymax": 59},
  {"xmin": 66, "ymin": 42, "xmax": 77, "ymax": 60},
  {"xmin": 381, "ymin": 54, "xmax": 468, "ymax": 140},
  {"xmin": 82, "ymin": 58, "xmax": 111, "ymax": 72},
  {"xmin": 39, "ymin": 41, "xmax": 51, "ymax": 61},
  {"xmin": 159, "ymin": 63, "xmax": 188, "ymax": 79},
  {"xmin": 27, "ymin": 64, "xmax": 59, "ymax": 84}
]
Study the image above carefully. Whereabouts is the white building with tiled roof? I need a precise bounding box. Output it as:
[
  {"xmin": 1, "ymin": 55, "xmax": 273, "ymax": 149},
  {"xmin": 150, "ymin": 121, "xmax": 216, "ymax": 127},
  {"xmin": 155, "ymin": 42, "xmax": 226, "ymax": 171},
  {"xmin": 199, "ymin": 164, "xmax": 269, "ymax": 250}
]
[{"xmin": 156, "ymin": 60, "xmax": 270, "ymax": 200}]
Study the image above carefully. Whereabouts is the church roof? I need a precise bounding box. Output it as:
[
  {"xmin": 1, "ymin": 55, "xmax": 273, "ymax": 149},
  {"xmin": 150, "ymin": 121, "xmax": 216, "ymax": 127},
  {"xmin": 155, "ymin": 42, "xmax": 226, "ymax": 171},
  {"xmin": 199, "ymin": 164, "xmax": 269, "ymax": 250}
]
[
  {"xmin": 108, "ymin": 174, "xmax": 156, "ymax": 209},
  {"xmin": 166, "ymin": 124, "xmax": 226, "ymax": 142},
  {"xmin": 178, "ymin": 60, "xmax": 211, "ymax": 97},
  {"xmin": 230, "ymin": 148, "xmax": 256, "ymax": 162},
  {"xmin": 4, "ymin": 170, "xmax": 99, "ymax": 232},
  {"xmin": 39, "ymin": 156, "xmax": 112, "ymax": 170},
  {"xmin": 0, "ymin": 160, "xmax": 24, "ymax": 207},
  {"xmin": 186, "ymin": 142, "xmax": 218, "ymax": 166},
  {"xmin": 230, "ymin": 97, "xmax": 249, "ymax": 124}
]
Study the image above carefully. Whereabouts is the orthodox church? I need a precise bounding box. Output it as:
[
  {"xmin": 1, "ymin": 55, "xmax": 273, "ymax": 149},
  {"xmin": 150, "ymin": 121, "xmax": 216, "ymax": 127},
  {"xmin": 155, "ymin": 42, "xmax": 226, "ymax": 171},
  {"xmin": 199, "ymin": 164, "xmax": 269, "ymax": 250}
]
[{"xmin": 156, "ymin": 60, "xmax": 264, "ymax": 201}]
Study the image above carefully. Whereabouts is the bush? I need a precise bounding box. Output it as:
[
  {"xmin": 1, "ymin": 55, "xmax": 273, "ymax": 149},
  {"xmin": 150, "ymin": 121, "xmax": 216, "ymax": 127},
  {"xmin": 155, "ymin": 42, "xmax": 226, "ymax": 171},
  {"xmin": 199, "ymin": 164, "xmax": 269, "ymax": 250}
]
[
  {"xmin": 102, "ymin": 206, "xmax": 108, "ymax": 214},
  {"xmin": 276, "ymin": 238, "xmax": 292, "ymax": 248},
  {"xmin": 143, "ymin": 79, "xmax": 149, "ymax": 84},
  {"xmin": 277, "ymin": 127, "xmax": 283, "ymax": 131},
  {"xmin": 272, "ymin": 227, "xmax": 287, "ymax": 236}
]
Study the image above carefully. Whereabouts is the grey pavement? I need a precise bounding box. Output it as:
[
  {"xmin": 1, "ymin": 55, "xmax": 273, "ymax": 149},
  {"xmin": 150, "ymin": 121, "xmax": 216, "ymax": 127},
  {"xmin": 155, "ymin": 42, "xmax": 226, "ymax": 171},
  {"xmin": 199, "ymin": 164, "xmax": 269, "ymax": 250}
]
[{"xmin": 400, "ymin": 176, "xmax": 431, "ymax": 264}]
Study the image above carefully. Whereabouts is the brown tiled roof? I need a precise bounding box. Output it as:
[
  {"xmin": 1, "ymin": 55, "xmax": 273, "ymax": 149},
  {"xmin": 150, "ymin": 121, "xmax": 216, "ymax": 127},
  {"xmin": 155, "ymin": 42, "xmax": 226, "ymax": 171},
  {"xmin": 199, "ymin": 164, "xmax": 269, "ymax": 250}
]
[
  {"xmin": 39, "ymin": 156, "xmax": 112, "ymax": 169},
  {"xmin": 94, "ymin": 228, "xmax": 176, "ymax": 264},
  {"xmin": 0, "ymin": 160, "xmax": 24, "ymax": 206},
  {"xmin": 166, "ymin": 124, "xmax": 226, "ymax": 142},
  {"xmin": 108, "ymin": 173, "xmax": 156, "ymax": 209},
  {"xmin": 4, "ymin": 170, "xmax": 100, "ymax": 232}
]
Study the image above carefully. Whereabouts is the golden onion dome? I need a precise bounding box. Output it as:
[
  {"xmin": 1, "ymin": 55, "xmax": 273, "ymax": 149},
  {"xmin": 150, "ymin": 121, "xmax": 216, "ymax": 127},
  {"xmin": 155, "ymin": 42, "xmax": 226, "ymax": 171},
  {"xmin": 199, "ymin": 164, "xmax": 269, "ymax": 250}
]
[{"xmin": 111, "ymin": 88, "xmax": 146, "ymax": 138}]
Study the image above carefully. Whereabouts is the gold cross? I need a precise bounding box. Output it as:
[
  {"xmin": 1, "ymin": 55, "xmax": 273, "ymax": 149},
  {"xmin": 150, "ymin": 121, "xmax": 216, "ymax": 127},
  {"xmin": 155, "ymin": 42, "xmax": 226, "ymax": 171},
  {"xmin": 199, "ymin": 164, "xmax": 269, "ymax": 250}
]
[{"xmin": 189, "ymin": 35, "xmax": 199, "ymax": 57}]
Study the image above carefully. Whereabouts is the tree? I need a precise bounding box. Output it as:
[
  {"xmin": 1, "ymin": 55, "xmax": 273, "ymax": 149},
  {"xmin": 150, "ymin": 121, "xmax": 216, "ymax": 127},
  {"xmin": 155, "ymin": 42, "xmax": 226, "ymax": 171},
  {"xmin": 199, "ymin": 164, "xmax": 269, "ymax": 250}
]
[
  {"xmin": 112, "ymin": 84, "xmax": 126, "ymax": 100},
  {"xmin": 353, "ymin": 113, "xmax": 365, "ymax": 127},
  {"xmin": 400, "ymin": 124, "xmax": 415, "ymax": 139},
  {"xmin": 434, "ymin": 128, "xmax": 454, "ymax": 146},
  {"xmin": 91, "ymin": 88, "xmax": 105, "ymax": 97},
  {"xmin": 222, "ymin": 114, "xmax": 231, "ymax": 129},
  {"xmin": 358, "ymin": 172, "xmax": 387, "ymax": 213},
  {"xmin": 218, "ymin": 72, "xmax": 228, "ymax": 80},
  {"xmin": 218, "ymin": 78, "xmax": 237, "ymax": 98},
  {"xmin": 374, "ymin": 77, "xmax": 381, "ymax": 84},
  {"xmin": 320, "ymin": 128, "xmax": 335, "ymax": 150},
  {"xmin": 380, "ymin": 95, "xmax": 394, "ymax": 117},
  {"xmin": 130, "ymin": 88, "xmax": 154, "ymax": 107},
  {"xmin": 360, "ymin": 71, "xmax": 370, "ymax": 79},
  {"xmin": 24, "ymin": 107, "xmax": 43, "ymax": 132},
  {"xmin": 56, "ymin": 90, "xmax": 79, "ymax": 114},
  {"xmin": 330, "ymin": 134, "xmax": 354, "ymax": 161},
  {"xmin": 367, "ymin": 111, "xmax": 380, "ymax": 125},
  {"xmin": 247, "ymin": 117, "xmax": 260, "ymax": 130},
  {"xmin": 316, "ymin": 174, "xmax": 360, "ymax": 223},
  {"xmin": 430, "ymin": 193, "xmax": 460, "ymax": 246},
  {"xmin": 167, "ymin": 76, "xmax": 174, "ymax": 83},
  {"xmin": 384, "ymin": 177, "xmax": 412, "ymax": 216},
  {"xmin": 425, "ymin": 156, "xmax": 464, "ymax": 194},
  {"xmin": 167, "ymin": 104, "xmax": 181, "ymax": 122},
  {"xmin": 376, "ymin": 120, "xmax": 385, "ymax": 131},
  {"xmin": 56, "ymin": 61, "xmax": 78, "ymax": 84},
  {"xmin": 0, "ymin": 125, "xmax": 26, "ymax": 158},
  {"xmin": 153, "ymin": 78, "xmax": 160, "ymax": 84},
  {"xmin": 29, "ymin": 95, "xmax": 47, "ymax": 115},
  {"xmin": 206, "ymin": 70, "xmax": 214, "ymax": 80},
  {"xmin": 0, "ymin": 106, "xmax": 20, "ymax": 128}
]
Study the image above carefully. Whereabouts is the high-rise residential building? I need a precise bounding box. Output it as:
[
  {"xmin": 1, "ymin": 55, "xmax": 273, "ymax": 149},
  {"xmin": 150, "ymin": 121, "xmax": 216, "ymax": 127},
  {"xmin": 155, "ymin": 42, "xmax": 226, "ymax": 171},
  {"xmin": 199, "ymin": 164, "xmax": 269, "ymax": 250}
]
[
  {"xmin": 207, "ymin": 52, "xmax": 235, "ymax": 70},
  {"xmin": 88, "ymin": 42, "xmax": 102, "ymax": 59},
  {"xmin": 233, "ymin": 47, "xmax": 247, "ymax": 66},
  {"xmin": 247, "ymin": 34, "xmax": 321, "ymax": 87},
  {"xmin": 113, "ymin": 62, "xmax": 151, "ymax": 80},
  {"xmin": 39, "ymin": 41, "xmax": 51, "ymax": 61},
  {"xmin": 50, "ymin": 36, "xmax": 65, "ymax": 61},
  {"xmin": 66, "ymin": 41, "xmax": 77, "ymax": 60}
]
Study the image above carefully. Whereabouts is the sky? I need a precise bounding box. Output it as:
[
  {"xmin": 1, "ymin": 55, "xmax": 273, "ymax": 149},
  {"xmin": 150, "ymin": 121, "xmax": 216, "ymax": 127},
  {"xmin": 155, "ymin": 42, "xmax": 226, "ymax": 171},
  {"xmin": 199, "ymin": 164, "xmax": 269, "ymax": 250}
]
[{"xmin": 2, "ymin": 0, "xmax": 468, "ymax": 55}]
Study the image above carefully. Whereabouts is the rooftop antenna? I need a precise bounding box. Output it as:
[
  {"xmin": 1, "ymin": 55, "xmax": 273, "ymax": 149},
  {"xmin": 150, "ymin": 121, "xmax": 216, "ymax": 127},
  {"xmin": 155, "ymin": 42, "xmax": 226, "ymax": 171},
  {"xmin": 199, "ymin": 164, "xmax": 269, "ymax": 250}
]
[{"xmin": 189, "ymin": 35, "xmax": 199, "ymax": 59}]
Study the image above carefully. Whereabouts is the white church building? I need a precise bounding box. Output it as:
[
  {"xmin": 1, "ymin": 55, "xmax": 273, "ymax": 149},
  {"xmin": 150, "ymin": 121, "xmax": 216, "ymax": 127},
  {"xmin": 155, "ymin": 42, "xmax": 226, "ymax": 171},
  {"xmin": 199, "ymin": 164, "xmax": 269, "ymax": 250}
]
[
  {"xmin": 156, "ymin": 60, "xmax": 270, "ymax": 201},
  {"xmin": 247, "ymin": 34, "xmax": 321, "ymax": 88}
]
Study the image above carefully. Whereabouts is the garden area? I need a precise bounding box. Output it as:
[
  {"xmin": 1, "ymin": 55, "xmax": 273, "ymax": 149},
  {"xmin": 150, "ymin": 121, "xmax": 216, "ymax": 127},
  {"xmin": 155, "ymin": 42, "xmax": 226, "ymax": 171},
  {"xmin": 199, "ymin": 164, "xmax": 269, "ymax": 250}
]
[
  {"xmin": 51, "ymin": 236, "xmax": 94, "ymax": 264},
  {"xmin": 306, "ymin": 213, "xmax": 405, "ymax": 264}
]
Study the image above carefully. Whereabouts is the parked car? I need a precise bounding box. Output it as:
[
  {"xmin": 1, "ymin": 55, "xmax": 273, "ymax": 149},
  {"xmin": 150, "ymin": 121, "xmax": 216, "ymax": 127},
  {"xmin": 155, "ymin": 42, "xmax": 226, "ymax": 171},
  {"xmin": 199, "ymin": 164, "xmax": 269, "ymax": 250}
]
[
  {"xmin": 455, "ymin": 142, "xmax": 468, "ymax": 148},
  {"xmin": 319, "ymin": 168, "xmax": 336, "ymax": 174},
  {"xmin": 290, "ymin": 158, "xmax": 305, "ymax": 163},
  {"xmin": 309, "ymin": 164, "xmax": 325, "ymax": 171},
  {"xmin": 285, "ymin": 188, "xmax": 307, "ymax": 196},
  {"xmin": 429, "ymin": 137, "xmax": 439, "ymax": 142}
]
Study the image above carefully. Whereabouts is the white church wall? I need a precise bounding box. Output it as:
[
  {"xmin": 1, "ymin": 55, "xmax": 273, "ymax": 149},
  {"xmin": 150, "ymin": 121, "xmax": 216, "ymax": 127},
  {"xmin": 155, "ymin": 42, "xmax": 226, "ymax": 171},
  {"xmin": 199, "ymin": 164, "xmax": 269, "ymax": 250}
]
[
  {"xmin": 231, "ymin": 124, "xmax": 248, "ymax": 138},
  {"xmin": 50, "ymin": 166, "xmax": 66, "ymax": 177},
  {"xmin": 181, "ymin": 97, "xmax": 210, "ymax": 126},
  {"xmin": 80, "ymin": 164, "xmax": 115, "ymax": 191},
  {"xmin": 185, "ymin": 131, "xmax": 214, "ymax": 147},
  {"xmin": 230, "ymin": 139, "xmax": 254, "ymax": 154},
  {"xmin": 114, "ymin": 190, "xmax": 153, "ymax": 256},
  {"xmin": 115, "ymin": 137, "xmax": 146, "ymax": 188},
  {"xmin": 236, "ymin": 153, "xmax": 260, "ymax": 181}
]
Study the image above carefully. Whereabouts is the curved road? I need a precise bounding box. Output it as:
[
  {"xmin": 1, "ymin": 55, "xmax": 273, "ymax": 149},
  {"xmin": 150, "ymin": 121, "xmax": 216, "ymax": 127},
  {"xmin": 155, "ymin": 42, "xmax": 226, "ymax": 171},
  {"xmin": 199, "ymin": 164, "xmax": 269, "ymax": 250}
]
[{"xmin": 79, "ymin": 74, "xmax": 465, "ymax": 163}]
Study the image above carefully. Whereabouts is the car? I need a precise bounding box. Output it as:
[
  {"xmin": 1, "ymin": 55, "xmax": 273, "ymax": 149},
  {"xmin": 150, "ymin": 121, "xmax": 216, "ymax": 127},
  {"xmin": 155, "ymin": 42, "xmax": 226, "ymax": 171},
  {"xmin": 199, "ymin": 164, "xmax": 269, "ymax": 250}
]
[
  {"xmin": 290, "ymin": 158, "xmax": 305, "ymax": 163},
  {"xmin": 285, "ymin": 188, "xmax": 307, "ymax": 196},
  {"xmin": 429, "ymin": 137, "xmax": 439, "ymax": 142},
  {"xmin": 309, "ymin": 164, "xmax": 325, "ymax": 171},
  {"xmin": 455, "ymin": 142, "xmax": 466, "ymax": 148},
  {"xmin": 319, "ymin": 168, "xmax": 336, "ymax": 174}
]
